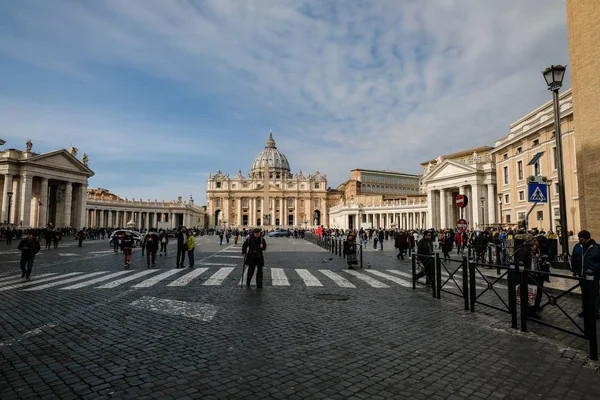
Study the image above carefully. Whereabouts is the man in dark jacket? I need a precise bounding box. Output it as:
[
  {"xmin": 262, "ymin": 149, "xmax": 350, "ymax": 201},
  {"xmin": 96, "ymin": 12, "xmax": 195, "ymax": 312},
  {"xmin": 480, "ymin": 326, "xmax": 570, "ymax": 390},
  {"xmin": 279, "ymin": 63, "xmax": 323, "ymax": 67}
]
[
  {"xmin": 159, "ymin": 229, "xmax": 169, "ymax": 256},
  {"xmin": 176, "ymin": 226, "xmax": 187, "ymax": 268},
  {"xmin": 395, "ymin": 230, "xmax": 408, "ymax": 260},
  {"xmin": 242, "ymin": 228, "xmax": 267, "ymax": 288},
  {"xmin": 415, "ymin": 231, "xmax": 434, "ymax": 284},
  {"xmin": 18, "ymin": 231, "xmax": 41, "ymax": 280},
  {"xmin": 571, "ymin": 230, "xmax": 600, "ymax": 317},
  {"xmin": 144, "ymin": 228, "xmax": 160, "ymax": 268}
]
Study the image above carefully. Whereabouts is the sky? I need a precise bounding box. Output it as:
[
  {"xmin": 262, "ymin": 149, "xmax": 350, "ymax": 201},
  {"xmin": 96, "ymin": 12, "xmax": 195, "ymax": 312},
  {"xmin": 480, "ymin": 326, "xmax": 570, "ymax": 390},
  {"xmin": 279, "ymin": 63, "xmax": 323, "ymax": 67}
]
[{"xmin": 0, "ymin": 0, "xmax": 571, "ymax": 204}]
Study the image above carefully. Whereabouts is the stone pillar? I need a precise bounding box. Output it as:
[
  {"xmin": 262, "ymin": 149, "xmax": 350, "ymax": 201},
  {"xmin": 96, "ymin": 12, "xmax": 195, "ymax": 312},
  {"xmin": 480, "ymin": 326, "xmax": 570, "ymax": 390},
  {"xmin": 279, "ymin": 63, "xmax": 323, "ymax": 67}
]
[
  {"xmin": 439, "ymin": 189, "xmax": 447, "ymax": 229},
  {"xmin": 2, "ymin": 174, "xmax": 13, "ymax": 223},
  {"xmin": 294, "ymin": 198, "xmax": 299, "ymax": 227},
  {"xmin": 487, "ymin": 184, "xmax": 496, "ymax": 225},
  {"xmin": 19, "ymin": 174, "xmax": 33, "ymax": 227},
  {"xmin": 471, "ymin": 184, "xmax": 481, "ymax": 227},
  {"xmin": 78, "ymin": 184, "xmax": 87, "ymax": 229},
  {"xmin": 252, "ymin": 198, "xmax": 257, "ymax": 226},
  {"xmin": 237, "ymin": 199, "xmax": 242, "ymax": 226},
  {"xmin": 427, "ymin": 190, "xmax": 434, "ymax": 228},
  {"xmin": 63, "ymin": 182, "xmax": 73, "ymax": 227}
]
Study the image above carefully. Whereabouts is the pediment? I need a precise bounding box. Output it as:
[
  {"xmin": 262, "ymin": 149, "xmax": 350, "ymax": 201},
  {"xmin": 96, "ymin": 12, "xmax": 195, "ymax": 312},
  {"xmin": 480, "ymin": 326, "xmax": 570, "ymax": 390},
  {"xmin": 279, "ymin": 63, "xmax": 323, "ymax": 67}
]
[
  {"xmin": 25, "ymin": 150, "xmax": 94, "ymax": 177},
  {"xmin": 422, "ymin": 160, "xmax": 476, "ymax": 183}
]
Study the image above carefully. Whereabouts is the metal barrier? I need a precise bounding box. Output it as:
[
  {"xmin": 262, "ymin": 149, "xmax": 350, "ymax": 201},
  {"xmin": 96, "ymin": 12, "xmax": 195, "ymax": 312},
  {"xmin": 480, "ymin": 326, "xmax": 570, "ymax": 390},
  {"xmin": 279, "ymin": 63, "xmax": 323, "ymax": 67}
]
[
  {"xmin": 411, "ymin": 254, "xmax": 436, "ymax": 298},
  {"xmin": 436, "ymin": 255, "xmax": 470, "ymax": 311}
]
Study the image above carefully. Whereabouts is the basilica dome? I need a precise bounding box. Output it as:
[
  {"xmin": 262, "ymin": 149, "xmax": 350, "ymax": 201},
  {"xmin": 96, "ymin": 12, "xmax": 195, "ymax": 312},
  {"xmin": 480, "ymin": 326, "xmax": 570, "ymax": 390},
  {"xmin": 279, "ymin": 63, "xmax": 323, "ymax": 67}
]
[{"xmin": 250, "ymin": 133, "xmax": 291, "ymax": 175}]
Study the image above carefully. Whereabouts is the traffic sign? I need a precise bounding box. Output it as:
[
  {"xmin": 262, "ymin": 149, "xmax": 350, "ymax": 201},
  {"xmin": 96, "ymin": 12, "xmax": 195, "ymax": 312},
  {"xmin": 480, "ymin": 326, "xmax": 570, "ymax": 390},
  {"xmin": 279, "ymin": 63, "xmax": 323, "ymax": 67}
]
[
  {"xmin": 528, "ymin": 182, "xmax": 548, "ymax": 203},
  {"xmin": 456, "ymin": 194, "xmax": 468, "ymax": 208},
  {"xmin": 457, "ymin": 219, "xmax": 468, "ymax": 230}
]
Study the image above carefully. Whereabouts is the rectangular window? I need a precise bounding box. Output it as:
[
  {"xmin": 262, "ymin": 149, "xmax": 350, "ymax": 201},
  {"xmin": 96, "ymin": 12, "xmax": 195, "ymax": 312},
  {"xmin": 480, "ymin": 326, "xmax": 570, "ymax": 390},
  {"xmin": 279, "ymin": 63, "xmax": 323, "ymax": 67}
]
[
  {"xmin": 518, "ymin": 212, "xmax": 526, "ymax": 220},
  {"xmin": 554, "ymin": 182, "xmax": 559, "ymax": 196},
  {"xmin": 231, "ymin": 184, "xmax": 236, "ymax": 189},
  {"xmin": 503, "ymin": 153, "xmax": 508, "ymax": 160},
  {"xmin": 532, "ymin": 139, "xmax": 539, "ymax": 147},
  {"xmin": 517, "ymin": 146, "xmax": 522, "ymax": 154},
  {"xmin": 216, "ymin": 199, "xmax": 221, "ymax": 207},
  {"xmin": 505, "ymin": 214, "xmax": 511, "ymax": 223},
  {"xmin": 314, "ymin": 183, "xmax": 319, "ymax": 189},
  {"xmin": 315, "ymin": 200, "xmax": 319, "ymax": 208},
  {"xmin": 504, "ymin": 194, "xmax": 510, "ymax": 204},
  {"xmin": 216, "ymin": 182, "xmax": 221, "ymax": 188},
  {"xmin": 503, "ymin": 166, "xmax": 509, "ymax": 184},
  {"xmin": 288, "ymin": 199, "xmax": 294, "ymax": 207},
  {"xmin": 537, "ymin": 211, "xmax": 543, "ymax": 221},
  {"xmin": 517, "ymin": 161, "xmax": 523, "ymax": 180},
  {"xmin": 275, "ymin": 200, "xmax": 280, "ymax": 207},
  {"xmin": 301, "ymin": 184, "xmax": 305, "ymax": 190},
  {"xmin": 242, "ymin": 199, "xmax": 249, "ymax": 207},
  {"xmin": 552, "ymin": 146, "xmax": 557, "ymax": 170},
  {"xmin": 518, "ymin": 191, "xmax": 525, "ymax": 201},
  {"xmin": 257, "ymin": 200, "xmax": 261, "ymax": 207}
]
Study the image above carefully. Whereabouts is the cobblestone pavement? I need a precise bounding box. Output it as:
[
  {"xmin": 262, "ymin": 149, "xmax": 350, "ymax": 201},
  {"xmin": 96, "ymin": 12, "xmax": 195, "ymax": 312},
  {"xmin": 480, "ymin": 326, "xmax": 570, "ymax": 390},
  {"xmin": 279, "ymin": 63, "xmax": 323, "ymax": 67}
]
[{"xmin": 1, "ymin": 235, "xmax": 599, "ymax": 399}]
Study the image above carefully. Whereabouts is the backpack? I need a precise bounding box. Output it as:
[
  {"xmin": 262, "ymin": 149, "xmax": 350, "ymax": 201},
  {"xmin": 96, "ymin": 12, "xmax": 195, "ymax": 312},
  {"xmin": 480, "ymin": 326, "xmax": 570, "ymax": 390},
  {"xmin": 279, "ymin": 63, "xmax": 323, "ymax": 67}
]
[
  {"xmin": 146, "ymin": 235, "xmax": 155, "ymax": 246},
  {"xmin": 122, "ymin": 234, "xmax": 134, "ymax": 248},
  {"xmin": 398, "ymin": 233, "xmax": 407, "ymax": 244}
]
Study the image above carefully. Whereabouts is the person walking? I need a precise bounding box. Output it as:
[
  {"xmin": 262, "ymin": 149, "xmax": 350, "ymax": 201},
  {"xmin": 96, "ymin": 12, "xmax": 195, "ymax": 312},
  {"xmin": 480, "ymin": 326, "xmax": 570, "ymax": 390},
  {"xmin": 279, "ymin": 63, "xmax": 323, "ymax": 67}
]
[
  {"xmin": 144, "ymin": 228, "xmax": 159, "ymax": 268},
  {"xmin": 242, "ymin": 228, "xmax": 267, "ymax": 288},
  {"xmin": 234, "ymin": 228, "xmax": 240, "ymax": 245},
  {"xmin": 218, "ymin": 230, "xmax": 224, "ymax": 245},
  {"xmin": 176, "ymin": 226, "xmax": 187, "ymax": 268},
  {"xmin": 159, "ymin": 229, "xmax": 168, "ymax": 256},
  {"xmin": 344, "ymin": 232, "xmax": 358, "ymax": 269},
  {"xmin": 6, "ymin": 227, "xmax": 12, "ymax": 245},
  {"xmin": 52, "ymin": 231, "xmax": 61, "ymax": 249},
  {"xmin": 121, "ymin": 231, "xmax": 134, "ymax": 269},
  {"xmin": 395, "ymin": 230, "xmax": 408, "ymax": 260},
  {"xmin": 378, "ymin": 229, "xmax": 385, "ymax": 251},
  {"xmin": 18, "ymin": 231, "xmax": 41, "ymax": 280},
  {"xmin": 110, "ymin": 234, "xmax": 120, "ymax": 253},
  {"xmin": 44, "ymin": 230, "xmax": 52, "ymax": 250},
  {"xmin": 571, "ymin": 230, "xmax": 600, "ymax": 318},
  {"xmin": 186, "ymin": 230, "xmax": 195, "ymax": 268},
  {"xmin": 76, "ymin": 229, "xmax": 85, "ymax": 247},
  {"xmin": 415, "ymin": 230, "xmax": 434, "ymax": 285}
]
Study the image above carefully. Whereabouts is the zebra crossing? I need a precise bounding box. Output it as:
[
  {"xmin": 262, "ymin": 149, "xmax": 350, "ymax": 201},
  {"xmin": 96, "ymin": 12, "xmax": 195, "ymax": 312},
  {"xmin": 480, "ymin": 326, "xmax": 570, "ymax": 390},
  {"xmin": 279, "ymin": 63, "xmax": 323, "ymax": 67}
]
[{"xmin": 0, "ymin": 266, "xmax": 505, "ymax": 293}]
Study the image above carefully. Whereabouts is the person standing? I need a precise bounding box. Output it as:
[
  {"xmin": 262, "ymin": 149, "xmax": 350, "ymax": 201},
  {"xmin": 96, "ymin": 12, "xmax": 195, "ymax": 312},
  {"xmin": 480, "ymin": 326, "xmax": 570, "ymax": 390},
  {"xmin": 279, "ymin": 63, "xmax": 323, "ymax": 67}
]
[
  {"xmin": 176, "ymin": 226, "xmax": 187, "ymax": 268},
  {"xmin": 121, "ymin": 231, "xmax": 134, "ymax": 269},
  {"xmin": 44, "ymin": 230, "xmax": 52, "ymax": 250},
  {"xmin": 344, "ymin": 233, "xmax": 358, "ymax": 269},
  {"xmin": 6, "ymin": 227, "xmax": 12, "ymax": 245},
  {"xmin": 159, "ymin": 229, "xmax": 168, "ymax": 256},
  {"xmin": 186, "ymin": 230, "xmax": 195, "ymax": 268},
  {"xmin": 242, "ymin": 228, "xmax": 267, "ymax": 288},
  {"xmin": 395, "ymin": 230, "xmax": 408, "ymax": 260},
  {"xmin": 18, "ymin": 231, "xmax": 41, "ymax": 280},
  {"xmin": 234, "ymin": 228, "xmax": 240, "ymax": 245},
  {"xmin": 571, "ymin": 230, "xmax": 600, "ymax": 318},
  {"xmin": 218, "ymin": 230, "xmax": 224, "ymax": 245},
  {"xmin": 53, "ymin": 231, "xmax": 61, "ymax": 249},
  {"xmin": 144, "ymin": 228, "xmax": 160, "ymax": 268},
  {"xmin": 76, "ymin": 229, "xmax": 85, "ymax": 247},
  {"xmin": 378, "ymin": 229, "xmax": 385, "ymax": 251},
  {"xmin": 415, "ymin": 231, "xmax": 434, "ymax": 285}
]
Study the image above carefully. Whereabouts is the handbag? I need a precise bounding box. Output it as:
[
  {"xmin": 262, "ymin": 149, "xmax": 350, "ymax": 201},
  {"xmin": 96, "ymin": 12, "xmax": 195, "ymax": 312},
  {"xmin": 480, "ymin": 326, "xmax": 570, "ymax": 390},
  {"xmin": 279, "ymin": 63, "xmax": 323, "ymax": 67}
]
[{"xmin": 515, "ymin": 284, "xmax": 537, "ymax": 306}]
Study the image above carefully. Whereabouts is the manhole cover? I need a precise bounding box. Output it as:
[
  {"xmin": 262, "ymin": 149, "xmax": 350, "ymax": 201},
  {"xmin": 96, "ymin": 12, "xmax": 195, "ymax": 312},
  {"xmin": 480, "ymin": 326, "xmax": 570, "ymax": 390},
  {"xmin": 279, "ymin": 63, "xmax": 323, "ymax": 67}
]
[{"xmin": 315, "ymin": 294, "xmax": 349, "ymax": 301}]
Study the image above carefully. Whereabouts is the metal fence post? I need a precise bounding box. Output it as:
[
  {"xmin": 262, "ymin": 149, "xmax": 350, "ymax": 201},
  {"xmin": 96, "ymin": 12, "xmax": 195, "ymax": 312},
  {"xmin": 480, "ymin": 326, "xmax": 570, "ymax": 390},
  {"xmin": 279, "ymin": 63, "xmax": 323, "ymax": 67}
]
[
  {"xmin": 469, "ymin": 258, "xmax": 476, "ymax": 312},
  {"xmin": 411, "ymin": 254, "xmax": 416, "ymax": 289},
  {"xmin": 508, "ymin": 264, "xmax": 518, "ymax": 329},
  {"xmin": 462, "ymin": 256, "xmax": 469, "ymax": 310},
  {"xmin": 519, "ymin": 269, "xmax": 529, "ymax": 333},
  {"xmin": 359, "ymin": 244, "xmax": 363, "ymax": 269},
  {"xmin": 496, "ymin": 244, "xmax": 502, "ymax": 276},
  {"xmin": 431, "ymin": 256, "xmax": 437, "ymax": 299},
  {"xmin": 583, "ymin": 273, "xmax": 598, "ymax": 360},
  {"xmin": 487, "ymin": 246, "xmax": 492, "ymax": 265},
  {"xmin": 435, "ymin": 253, "xmax": 441, "ymax": 299}
]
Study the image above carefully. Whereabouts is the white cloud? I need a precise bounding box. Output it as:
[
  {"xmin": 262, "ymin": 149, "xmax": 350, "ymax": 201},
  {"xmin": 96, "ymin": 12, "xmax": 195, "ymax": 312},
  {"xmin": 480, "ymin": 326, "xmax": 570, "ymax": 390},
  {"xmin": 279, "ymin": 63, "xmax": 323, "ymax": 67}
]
[{"xmin": 0, "ymin": 0, "xmax": 570, "ymax": 198}]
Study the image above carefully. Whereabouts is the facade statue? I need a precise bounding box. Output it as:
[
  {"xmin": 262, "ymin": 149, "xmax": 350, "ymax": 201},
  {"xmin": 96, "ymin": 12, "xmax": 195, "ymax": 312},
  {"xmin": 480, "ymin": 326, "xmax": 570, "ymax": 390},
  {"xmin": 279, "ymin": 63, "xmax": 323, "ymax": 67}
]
[
  {"xmin": 25, "ymin": 140, "xmax": 33, "ymax": 153},
  {"xmin": 82, "ymin": 153, "xmax": 89, "ymax": 165},
  {"xmin": 69, "ymin": 146, "xmax": 78, "ymax": 157}
]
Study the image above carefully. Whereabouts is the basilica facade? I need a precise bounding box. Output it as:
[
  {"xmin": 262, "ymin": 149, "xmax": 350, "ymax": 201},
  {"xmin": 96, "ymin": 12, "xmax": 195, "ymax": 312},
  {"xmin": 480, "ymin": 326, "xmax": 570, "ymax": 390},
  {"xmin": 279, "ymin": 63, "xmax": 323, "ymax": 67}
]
[{"xmin": 206, "ymin": 133, "xmax": 328, "ymax": 229}]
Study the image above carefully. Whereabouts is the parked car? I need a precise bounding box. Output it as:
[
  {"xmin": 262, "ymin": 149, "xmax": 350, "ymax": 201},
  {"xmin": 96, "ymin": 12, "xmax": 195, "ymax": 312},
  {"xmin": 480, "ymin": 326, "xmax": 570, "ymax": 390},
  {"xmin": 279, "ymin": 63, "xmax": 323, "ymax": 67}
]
[
  {"xmin": 109, "ymin": 230, "xmax": 142, "ymax": 247},
  {"xmin": 268, "ymin": 229, "xmax": 288, "ymax": 237}
]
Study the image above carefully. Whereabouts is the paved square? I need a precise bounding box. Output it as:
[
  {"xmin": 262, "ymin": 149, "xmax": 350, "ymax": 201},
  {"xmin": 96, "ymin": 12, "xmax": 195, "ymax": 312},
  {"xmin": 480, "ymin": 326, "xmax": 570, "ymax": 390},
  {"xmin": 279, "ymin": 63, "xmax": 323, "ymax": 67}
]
[{"xmin": 1, "ymin": 236, "xmax": 599, "ymax": 399}]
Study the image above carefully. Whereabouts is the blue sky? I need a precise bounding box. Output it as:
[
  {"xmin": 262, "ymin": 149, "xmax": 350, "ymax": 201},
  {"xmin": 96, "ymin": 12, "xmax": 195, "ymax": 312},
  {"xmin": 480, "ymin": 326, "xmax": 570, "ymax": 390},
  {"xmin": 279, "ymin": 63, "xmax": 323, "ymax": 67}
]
[{"xmin": 0, "ymin": 0, "xmax": 570, "ymax": 203}]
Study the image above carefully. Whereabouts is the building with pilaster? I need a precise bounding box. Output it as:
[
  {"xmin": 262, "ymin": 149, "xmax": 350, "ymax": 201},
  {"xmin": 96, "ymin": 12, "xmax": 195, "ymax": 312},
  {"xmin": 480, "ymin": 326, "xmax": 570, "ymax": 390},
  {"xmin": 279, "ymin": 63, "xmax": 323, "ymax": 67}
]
[
  {"xmin": 206, "ymin": 133, "xmax": 328, "ymax": 229},
  {"xmin": 0, "ymin": 141, "xmax": 93, "ymax": 228}
]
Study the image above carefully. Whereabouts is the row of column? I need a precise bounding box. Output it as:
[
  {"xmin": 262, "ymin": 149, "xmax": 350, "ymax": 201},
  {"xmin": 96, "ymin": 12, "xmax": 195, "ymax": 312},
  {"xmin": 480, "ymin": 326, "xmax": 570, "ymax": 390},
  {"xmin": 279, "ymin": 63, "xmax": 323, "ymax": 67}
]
[
  {"xmin": 428, "ymin": 184, "xmax": 497, "ymax": 229},
  {"xmin": 220, "ymin": 197, "xmax": 324, "ymax": 227},
  {"xmin": 347, "ymin": 211, "xmax": 427, "ymax": 230},
  {"xmin": 1, "ymin": 174, "xmax": 86, "ymax": 228},
  {"xmin": 86, "ymin": 209, "xmax": 190, "ymax": 229}
]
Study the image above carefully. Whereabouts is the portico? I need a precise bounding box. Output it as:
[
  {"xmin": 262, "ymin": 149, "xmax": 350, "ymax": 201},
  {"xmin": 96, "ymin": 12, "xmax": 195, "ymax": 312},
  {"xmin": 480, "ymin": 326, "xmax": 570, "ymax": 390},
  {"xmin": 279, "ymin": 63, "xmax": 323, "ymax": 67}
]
[{"xmin": 0, "ymin": 144, "xmax": 93, "ymax": 228}]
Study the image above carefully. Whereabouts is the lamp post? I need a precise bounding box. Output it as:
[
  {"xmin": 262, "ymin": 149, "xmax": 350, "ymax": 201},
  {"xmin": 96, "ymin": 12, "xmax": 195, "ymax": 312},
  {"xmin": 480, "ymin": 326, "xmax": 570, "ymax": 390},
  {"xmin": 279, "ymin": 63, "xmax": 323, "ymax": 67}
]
[
  {"xmin": 543, "ymin": 65, "xmax": 569, "ymax": 262},
  {"xmin": 497, "ymin": 194, "xmax": 502, "ymax": 226},
  {"xmin": 480, "ymin": 197, "xmax": 485, "ymax": 227},
  {"xmin": 6, "ymin": 191, "xmax": 13, "ymax": 225}
]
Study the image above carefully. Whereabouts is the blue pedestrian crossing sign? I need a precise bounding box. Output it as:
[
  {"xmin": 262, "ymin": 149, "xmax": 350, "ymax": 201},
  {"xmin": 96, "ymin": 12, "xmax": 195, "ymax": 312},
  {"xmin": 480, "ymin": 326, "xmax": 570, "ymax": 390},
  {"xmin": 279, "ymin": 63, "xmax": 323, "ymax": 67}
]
[{"xmin": 528, "ymin": 182, "xmax": 548, "ymax": 203}]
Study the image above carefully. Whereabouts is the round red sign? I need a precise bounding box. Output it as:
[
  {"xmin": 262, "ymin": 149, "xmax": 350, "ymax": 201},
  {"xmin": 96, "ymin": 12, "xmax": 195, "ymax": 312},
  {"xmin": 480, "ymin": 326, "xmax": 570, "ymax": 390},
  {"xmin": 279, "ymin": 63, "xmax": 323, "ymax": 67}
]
[
  {"xmin": 456, "ymin": 194, "xmax": 468, "ymax": 208},
  {"xmin": 457, "ymin": 219, "xmax": 468, "ymax": 230}
]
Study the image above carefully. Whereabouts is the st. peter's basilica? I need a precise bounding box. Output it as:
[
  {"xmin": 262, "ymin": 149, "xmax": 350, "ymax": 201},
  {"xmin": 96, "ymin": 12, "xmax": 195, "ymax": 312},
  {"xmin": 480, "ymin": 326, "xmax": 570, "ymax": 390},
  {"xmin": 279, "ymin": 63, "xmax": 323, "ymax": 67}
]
[{"xmin": 206, "ymin": 133, "xmax": 328, "ymax": 229}]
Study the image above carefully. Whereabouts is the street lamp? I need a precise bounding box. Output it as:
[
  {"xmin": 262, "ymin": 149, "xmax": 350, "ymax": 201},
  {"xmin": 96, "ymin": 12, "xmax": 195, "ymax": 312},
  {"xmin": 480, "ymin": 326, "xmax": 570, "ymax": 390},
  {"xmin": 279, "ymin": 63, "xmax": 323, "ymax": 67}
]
[
  {"xmin": 6, "ymin": 191, "xmax": 13, "ymax": 225},
  {"xmin": 542, "ymin": 65, "xmax": 569, "ymax": 263},
  {"xmin": 480, "ymin": 197, "xmax": 485, "ymax": 227}
]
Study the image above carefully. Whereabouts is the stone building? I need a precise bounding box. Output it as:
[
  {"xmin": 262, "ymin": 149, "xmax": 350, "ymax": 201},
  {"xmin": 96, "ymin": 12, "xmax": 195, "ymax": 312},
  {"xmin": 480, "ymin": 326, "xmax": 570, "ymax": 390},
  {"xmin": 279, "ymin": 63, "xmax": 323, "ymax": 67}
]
[
  {"xmin": 0, "ymin": 141, "xmax": 93, "ymax": 228},
  {"xmin": 86, "ymin": 189, "xmax": 207, "ymax": 229},
  {"xmin": 567, "ymin": 0, "xmax": 600, "ymax": 237},
  {"xmin": 420, "ymin": 147, "xmax": 497, "ymax": 229},
  {"xmin": 491, "ymin": 88, "xmax": 579, "ymax": 233},
  {"xmin": 206, "ymin": 133, "xmax": 328, "ymax": 229},
  {"xmin": 349, "ymin": 169, "xmax": 420, "ymax": 195}
]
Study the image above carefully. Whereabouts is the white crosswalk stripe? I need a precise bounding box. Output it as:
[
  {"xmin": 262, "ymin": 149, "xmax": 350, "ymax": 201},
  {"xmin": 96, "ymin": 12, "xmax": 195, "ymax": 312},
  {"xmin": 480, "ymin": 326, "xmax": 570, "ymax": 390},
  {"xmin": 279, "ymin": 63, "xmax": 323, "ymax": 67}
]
[
  {"xmin": 60, "ymin": 271, "xmax": 134, "ymax": 290},
  {"xmin": 318, "ymin": 270, "xmax": 355, "ymax": 288},
  {"xmin": 199, "ymin": 262, "xmax": 237, "ymax": 266},
  {"xmin": 133, "ymin": 269, "xmax": 183, "ymax": 288},
  {"xmin": 0, "ymin": 276, "xmax": 33, "ymax": 287},
  {"xmin": 204, "ymin": 267, "xmax": 235, "ymax": 285},
  {"xmin": 386, "ymin": 270, "xmax": 487, "ymax": 290},
  {"xmin": 97, "ymin": 270, "xmax": 157, "ymax": 288},
  {"xmin": 216, "ymin": 255, "xmax": 243, "ymax": 259},
  {"xmin": 0, "ymin": 275, "xmax": 23, "ymax": 283},
  {"xmin": 296, "ymin": 269, "xmax": 323, "ymax": 287},
  {"xmin": 168, "ymin": 268, "xmax": 209, "ymax": 286},
  {"xmin": 22, "ymin": 271, "xmax": 109, "ymax": 291},
  {"xmin": 364, "ymin": 270, "xmax": 411, "ymax": 287},
  {"xmin": 270, "ymin": 268, "xmax": 290, "ymax": 286},
  {"xmin": 0, "ymin": 273, "xmax": 64, "ymax": 291},
  {"xmin": 343, "ymin": 270, "xmax": 389, "ymax": 288}
]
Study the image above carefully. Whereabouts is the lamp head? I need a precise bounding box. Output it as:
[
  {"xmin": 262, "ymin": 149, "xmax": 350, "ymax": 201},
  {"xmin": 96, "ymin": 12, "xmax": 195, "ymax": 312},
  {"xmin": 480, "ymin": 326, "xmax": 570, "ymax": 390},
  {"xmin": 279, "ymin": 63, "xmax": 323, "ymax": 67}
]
[{"xmin": 542, "ymin": 65, "xmax": 567, "ymax": 91}]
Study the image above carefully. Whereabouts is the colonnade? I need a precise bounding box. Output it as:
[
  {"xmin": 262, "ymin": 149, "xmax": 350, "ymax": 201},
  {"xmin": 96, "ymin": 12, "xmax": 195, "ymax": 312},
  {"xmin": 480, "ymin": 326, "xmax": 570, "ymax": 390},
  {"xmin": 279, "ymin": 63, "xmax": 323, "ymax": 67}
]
[{"xmin": 427, "ymin": 183, "xmax": 497, "ymax": 229}]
